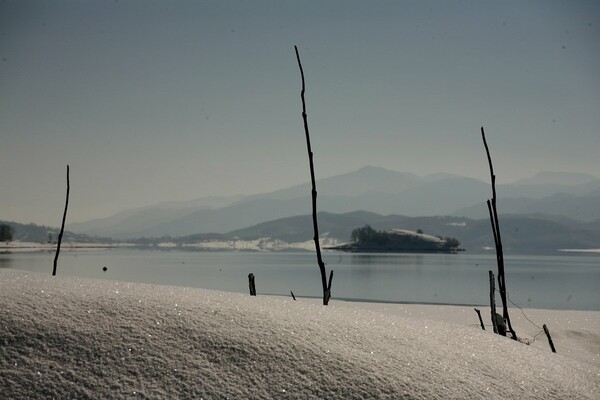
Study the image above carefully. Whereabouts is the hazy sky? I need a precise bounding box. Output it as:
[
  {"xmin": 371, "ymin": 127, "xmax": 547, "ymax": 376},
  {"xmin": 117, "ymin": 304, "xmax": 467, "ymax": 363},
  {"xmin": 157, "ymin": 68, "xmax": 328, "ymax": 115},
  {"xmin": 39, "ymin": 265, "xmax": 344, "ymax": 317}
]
[{"xmin": 1, "ymin": 0, "xmax": 599, "ymax": 226}]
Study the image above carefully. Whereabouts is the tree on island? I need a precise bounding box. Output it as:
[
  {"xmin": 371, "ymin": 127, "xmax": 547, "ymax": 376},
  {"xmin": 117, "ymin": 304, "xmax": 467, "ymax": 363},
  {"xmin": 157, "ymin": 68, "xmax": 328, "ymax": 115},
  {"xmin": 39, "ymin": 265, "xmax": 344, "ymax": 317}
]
[
  {"xmin": 0, "ymin": 224, "xmax": 14, "ymax": 242},
  {"xmin": 348, "ymin": 225, "xmax": 461, "ymax": 252},
  {"xmin": 351, "ymin": 225, "xmax": 390, "ymax": 246},
  {"xmin": 443, "ymin": 237, "xmax": 461, "ymax": 248}
]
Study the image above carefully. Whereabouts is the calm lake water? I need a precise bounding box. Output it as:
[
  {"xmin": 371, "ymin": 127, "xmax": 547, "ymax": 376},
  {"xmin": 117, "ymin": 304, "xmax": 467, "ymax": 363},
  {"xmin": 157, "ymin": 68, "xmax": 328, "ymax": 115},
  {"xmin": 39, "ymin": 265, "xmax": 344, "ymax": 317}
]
[{"xmin": 1, "ymin": 249, "xmax": 599, "ymax": 310}]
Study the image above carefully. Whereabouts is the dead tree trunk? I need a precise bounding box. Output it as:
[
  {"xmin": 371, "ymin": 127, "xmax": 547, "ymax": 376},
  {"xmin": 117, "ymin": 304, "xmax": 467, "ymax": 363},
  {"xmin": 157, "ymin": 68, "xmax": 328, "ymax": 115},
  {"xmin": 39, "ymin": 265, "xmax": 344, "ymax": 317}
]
[
  {"xmin": 295, "ymin": 45, "xmax": 333, "ymax": 305},
  {"xmin": 482, "ymin": 128, "xmax": 517, "ymax": 340},
  {"xmin": 52, "ymin": 165, "xmax": 70, "ymax": 276}
]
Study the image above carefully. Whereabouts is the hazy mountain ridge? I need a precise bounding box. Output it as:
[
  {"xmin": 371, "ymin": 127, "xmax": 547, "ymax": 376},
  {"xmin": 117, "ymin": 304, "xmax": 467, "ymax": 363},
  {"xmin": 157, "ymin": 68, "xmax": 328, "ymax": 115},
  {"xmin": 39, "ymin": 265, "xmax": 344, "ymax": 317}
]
[
  {"xmin": 5, "ymin": 209, "xmax": 600, "ymax": 254},
  {"xmin": 453, "ymin": 192, "xmax": 600, "ymax": 221},
  {"xmin": 68, "ymin": 195, "xmax": 245, "ymax": 237},
  {"xmin": 175, "ymin": 211, "xmax": 600, "ymax": 254},
  {"xmin": 224, "ymin": 211, "xmax": 470, "ymax": 245},
  {"xmin": 65, "ymin": 166, "xmax": 600, "ymax": 240},
  {"xmin": 510, "ymin": 171, "xmax": 599, "ymax": 186},
  {"xmin": 238, "ymin": 166, "xmax": 424, "ymax": 202}
]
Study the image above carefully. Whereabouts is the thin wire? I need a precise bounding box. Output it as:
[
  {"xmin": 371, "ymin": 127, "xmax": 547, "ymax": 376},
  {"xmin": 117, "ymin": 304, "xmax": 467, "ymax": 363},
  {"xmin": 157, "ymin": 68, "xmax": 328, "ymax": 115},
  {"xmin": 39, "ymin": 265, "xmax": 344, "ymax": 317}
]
[
  {"xmin": 496, "ymin": 288, "xmax": 545, "ymax": 343},
  {"xmin": 504, "ymin": 289, "xmax": 543, "ymax": 330},
  {"xmin": 531, "ymin": 329, "xmax": 546, "ymax": 342}
]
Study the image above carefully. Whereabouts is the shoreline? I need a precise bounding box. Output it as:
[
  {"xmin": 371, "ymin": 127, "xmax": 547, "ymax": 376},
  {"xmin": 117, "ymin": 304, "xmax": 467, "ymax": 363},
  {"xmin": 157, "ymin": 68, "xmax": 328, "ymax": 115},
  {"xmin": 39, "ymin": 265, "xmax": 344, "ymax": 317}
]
[
  {"xmin": 0, "ymin": 241, "xmax": 130, "ymax": 252},
  {"xmin": 2, "ymin": 266, "xmax": 597, "ymax": 312},
  {"xmin": 4, "ymin": 241, "xmax": 600, "ymax": 256}
]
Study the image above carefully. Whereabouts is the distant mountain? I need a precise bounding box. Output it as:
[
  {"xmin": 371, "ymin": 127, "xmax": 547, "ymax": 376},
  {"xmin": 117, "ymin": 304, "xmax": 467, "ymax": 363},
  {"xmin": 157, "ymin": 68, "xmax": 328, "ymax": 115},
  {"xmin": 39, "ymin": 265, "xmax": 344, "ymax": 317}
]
[
  {"xmin": 459, "ymin": 215, "xmax": 600, "ymax": 254},
  {"xmin": 225, "ymin": 212, "xmax": 472, "ymax": 249},
  {"xmin": 498, "ymin": 179, "xmax": 600, "ymax": 199},
  {"xmin": 511, "ymin": 171, "xmax": 599, "ymax": 186},
  {"xmin": 584, "ymin": 218, "xmax": 600, "ymax": 232},
  {"xmin": 453, "ymin": 193, "xmax": 600, "ymax": 221},
  {"xmin": 68, "ymin": 167, "xmax": 490, "ymax": 238},
  {"xmin": 68, "ymin": 194, "xmax": 244, "ymax": 238},
  {"xmin": 175, "ymin": 211, "xmax": 600, "ymax": 254},
  {"xmin": 66, "ymin": 166, "xmax": 600, "ymax": 239},
  {"xmin": 6, "ymin": 209, "xmax": 599, "ymax": 255},
  {"xmin": 239, "ymin": 166, "xmax": 424, "ymax": 202},
  {"xmin": 226, "ymin": 211, "xmax": 383, "ymax": 243}
]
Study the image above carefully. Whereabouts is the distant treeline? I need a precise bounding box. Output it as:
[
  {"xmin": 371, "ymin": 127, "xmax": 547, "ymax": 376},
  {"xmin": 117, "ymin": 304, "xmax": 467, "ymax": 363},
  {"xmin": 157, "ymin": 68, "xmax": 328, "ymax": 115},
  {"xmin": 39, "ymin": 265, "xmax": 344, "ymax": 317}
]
[{"xmin": 0, "ymin": 220, "xmax": 113, "ymax": 243}]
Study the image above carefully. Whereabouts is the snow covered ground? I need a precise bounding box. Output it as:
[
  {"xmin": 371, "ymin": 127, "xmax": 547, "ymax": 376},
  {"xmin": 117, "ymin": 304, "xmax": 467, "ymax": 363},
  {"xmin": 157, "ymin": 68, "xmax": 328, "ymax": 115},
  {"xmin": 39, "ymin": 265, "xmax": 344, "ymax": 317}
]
[
  {"xmin": 0, "ymin": 238, "xmax": 342, "ymax": 253},
  {"xmin": 1, "ymin": 269, "xmax": 598, "ymax": 399},
  {"xmin": 181, "ymin": 237, "xmax": 342, "ymax": 252},
  {"xmin": 389, "ymin": 229, "xmax": 445, "ymax": 243},
  {"xmin": 559, "ymin": 249, "xmax": 600, "ymax": 254}
]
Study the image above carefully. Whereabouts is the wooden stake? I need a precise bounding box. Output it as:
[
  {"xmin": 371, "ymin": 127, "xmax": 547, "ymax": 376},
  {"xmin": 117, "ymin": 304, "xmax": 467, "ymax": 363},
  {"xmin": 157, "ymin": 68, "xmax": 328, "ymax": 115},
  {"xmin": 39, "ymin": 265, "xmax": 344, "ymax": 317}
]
[
  {"xmin": 325, "ymin": 270, "xmax": 334, "ymax": 305},
  {"xmin": 489, "ymin": 270, "xmax": 498, "ymax": 334},
  {"xmin": 474, "ymin": 308, "xmax": 485, "ymax": 330},
  {"xmin": 543, "ymin": 324, "xmax": 557, "ymax": 353},
  {"xmin": 295, "ymin": 45, "xmax": 332, "ymax": 305},
  {"xmin": 248, "ymin": 273, "xmax": 256, "ymax": 296},
  {"xmin": 52, "ymin": 165, "xmax": 70, "ymax": 276}
]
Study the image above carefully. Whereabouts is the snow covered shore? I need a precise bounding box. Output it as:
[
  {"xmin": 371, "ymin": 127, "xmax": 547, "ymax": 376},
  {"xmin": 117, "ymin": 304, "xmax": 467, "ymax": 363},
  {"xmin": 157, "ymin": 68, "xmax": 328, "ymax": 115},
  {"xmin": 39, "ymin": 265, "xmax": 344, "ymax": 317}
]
[
  {"xmin": 0, "ymin": 241, "xmax": 129, "ymax": 252},
  {"xmin": 1, "ymin": 270, "xmax": 598, "ymax": 399}
]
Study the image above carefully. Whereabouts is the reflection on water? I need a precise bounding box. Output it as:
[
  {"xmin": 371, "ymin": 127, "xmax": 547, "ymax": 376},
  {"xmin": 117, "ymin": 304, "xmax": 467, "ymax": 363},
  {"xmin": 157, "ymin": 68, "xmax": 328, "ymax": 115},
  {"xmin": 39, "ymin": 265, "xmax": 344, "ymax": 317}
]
[
  {"xmin": 1, "ymin": 249, "xmax": 599, "ymax": 310},
  {"xmin": 348, "ymin": 253, "xmax": 426, "ymax": 266}
]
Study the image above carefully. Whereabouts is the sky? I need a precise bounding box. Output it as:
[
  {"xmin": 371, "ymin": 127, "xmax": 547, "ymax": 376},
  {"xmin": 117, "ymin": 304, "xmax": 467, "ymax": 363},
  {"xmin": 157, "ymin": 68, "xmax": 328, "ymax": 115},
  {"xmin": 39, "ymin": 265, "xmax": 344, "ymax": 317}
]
[{"xmin": 1, "ymin": 0, "xmax": 599, "ymax": 226}]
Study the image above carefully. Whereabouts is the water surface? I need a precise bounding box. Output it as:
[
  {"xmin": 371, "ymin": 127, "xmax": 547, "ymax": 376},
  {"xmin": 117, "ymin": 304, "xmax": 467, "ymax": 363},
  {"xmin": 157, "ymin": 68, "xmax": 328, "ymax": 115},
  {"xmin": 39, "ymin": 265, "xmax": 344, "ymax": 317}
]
[{"xmin": 1, "ymin": 249, "xmax": 598, "ymax": 310}]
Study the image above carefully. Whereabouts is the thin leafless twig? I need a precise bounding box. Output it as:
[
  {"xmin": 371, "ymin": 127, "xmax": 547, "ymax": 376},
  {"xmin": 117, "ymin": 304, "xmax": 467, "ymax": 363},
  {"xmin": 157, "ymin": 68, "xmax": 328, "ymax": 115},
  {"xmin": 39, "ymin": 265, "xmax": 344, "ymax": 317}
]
[
  {"xmin": 295, "ymin": 45, "xmax": 333, "ymax": 305},
  {"xmin": 53, "ymin": 165, "xmax": 70, "ymax": 276}
]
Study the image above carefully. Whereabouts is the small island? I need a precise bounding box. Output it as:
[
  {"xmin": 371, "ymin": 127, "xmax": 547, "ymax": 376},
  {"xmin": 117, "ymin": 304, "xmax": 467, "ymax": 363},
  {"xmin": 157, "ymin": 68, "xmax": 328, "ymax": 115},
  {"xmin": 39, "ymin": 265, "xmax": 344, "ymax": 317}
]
[{"xmin": 327, "ymin": 225, "xmax": 463, "ymax": 253}]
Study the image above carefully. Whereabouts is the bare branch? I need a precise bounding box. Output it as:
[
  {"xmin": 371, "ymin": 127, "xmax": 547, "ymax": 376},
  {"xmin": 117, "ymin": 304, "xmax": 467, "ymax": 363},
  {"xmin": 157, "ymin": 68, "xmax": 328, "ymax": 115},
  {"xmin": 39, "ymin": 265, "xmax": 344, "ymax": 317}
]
[
  {"xmin": 295, "ymin": 46, "xmax": 331, "ymax": 305},
  {"xmin": 52, "ymin": 165, "xmax": 70, "ymax": 276},
  {"xmin": 481, "ymin": 128, "xmax": 517, "ymax": 340}
]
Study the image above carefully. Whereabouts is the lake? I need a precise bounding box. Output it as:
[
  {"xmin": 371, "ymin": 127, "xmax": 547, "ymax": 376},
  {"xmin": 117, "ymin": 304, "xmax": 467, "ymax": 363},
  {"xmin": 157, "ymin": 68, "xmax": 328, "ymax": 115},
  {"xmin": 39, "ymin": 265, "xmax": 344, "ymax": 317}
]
[{"xmin": 1, "ymin": 249, "xmax": 599, "ymax": 311}]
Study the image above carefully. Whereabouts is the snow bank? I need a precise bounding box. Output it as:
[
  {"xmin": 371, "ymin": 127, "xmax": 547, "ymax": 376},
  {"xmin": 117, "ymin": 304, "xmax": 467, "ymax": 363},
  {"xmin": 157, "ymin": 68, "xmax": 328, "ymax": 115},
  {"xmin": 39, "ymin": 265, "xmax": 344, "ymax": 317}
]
[
  {"xmin": 389, "ymin": 229, "xmax": 444, "ymax": 243},
  {"xmin": 181, "ymin": 237, "xmax": 341, "ymax": 252},
  {"xmin": 559, "ymin": 249, "xmax": 600, "ymax": 254},
  {"xmin": 1, "ymin": 270, "xmax": 598, "ymax": 399}
]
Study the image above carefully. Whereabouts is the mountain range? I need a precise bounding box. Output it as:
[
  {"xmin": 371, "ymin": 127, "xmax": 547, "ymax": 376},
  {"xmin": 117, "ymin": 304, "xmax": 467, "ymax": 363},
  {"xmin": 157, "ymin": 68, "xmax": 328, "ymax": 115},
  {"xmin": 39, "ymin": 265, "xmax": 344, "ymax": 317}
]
[
  {"xmin": 221, "ymin": 211, "xmax": 600, "ymax": 254},
  {"xmin": 67, "ymin": 166, "xmax": 600, "ymax": 241}
]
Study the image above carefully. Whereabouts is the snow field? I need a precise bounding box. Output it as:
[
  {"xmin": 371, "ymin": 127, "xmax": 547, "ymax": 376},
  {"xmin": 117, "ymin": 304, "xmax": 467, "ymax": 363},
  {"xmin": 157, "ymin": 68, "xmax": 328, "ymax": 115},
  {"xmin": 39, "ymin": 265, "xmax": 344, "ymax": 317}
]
[{"xmin": 1, "ymin": 270, "xmax": 598, "ymax": 399}]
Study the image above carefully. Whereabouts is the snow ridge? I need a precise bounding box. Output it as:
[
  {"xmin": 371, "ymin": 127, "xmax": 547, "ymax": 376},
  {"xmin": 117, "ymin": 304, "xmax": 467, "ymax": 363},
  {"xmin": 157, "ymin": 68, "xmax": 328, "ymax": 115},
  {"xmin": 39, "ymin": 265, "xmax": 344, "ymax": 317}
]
[{"xmin": 1, "ymin": 270, "xmax": 598, "ymax": 399}]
